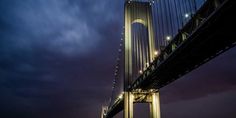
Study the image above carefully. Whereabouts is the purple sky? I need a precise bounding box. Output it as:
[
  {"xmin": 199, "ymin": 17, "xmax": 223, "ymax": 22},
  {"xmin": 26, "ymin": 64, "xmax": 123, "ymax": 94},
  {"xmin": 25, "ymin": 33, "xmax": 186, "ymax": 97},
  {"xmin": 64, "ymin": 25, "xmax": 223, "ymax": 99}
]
[{"xmin": 0, "ymin": 0, "xmax": 236, "ymax": 118}]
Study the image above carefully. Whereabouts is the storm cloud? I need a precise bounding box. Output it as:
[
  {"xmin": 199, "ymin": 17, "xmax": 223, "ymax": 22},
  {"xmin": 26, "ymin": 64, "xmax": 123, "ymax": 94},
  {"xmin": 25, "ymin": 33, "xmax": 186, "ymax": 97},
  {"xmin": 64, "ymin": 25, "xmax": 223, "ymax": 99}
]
[
  {"xmin": 0, "ymin": 0, "xmax": 236, "ymax": 118},
  {"xmin": 0, "ymin": 0, "xmax": 122, "ymax": 117}
]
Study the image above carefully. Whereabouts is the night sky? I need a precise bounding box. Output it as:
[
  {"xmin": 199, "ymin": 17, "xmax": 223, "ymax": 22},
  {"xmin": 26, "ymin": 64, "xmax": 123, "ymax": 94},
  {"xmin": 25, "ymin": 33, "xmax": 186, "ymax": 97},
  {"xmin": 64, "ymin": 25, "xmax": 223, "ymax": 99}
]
[{"xmin": 0, "ymin": 0, "xmax": 236, "ymax": 118}]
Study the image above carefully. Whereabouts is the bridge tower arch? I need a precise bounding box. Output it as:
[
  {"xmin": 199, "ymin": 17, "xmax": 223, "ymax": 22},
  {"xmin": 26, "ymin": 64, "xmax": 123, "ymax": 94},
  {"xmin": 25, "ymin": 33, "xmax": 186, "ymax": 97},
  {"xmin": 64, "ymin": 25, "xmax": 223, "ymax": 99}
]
[{"xmin": 124, "ymin": 1, "xmax": 160, "ymax": 118}]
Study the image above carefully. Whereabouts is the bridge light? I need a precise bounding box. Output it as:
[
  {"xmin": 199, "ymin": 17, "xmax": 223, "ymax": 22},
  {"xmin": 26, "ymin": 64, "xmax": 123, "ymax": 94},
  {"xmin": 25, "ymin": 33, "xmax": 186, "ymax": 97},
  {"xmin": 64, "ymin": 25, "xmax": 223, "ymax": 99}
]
[
  {"xmin": 139, "ymin": 70, "xmax": 143, "ymax": 74},
  {"xmin": 146, "ymin": 62, "xmax": 149, "ymax": 67},
  {"xmin": 166, "ymin": 36, "xmax": 171, "ymax": 41},
  {"xmin": 154, "ymin": 51, "xmax": 159, "ymax": 56},
  {"xmin": 118, "ymin": 94, "xmax": 123, "ymax": 99},
  {"xmin": 150, "ymin": 89, "xmax": 157, "ymax": 92},
  {"xmin": 184, "ymin": 13, "xmax": 189, "ymax": 18},
  {"xmin": 137, "ymin": 89, "xmax": 142, "ymax": 92}
]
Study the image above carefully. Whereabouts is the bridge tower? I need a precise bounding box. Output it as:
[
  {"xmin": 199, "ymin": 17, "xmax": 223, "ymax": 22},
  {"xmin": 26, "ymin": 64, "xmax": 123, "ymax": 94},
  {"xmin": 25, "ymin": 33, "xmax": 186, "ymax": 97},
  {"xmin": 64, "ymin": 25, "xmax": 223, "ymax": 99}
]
[{"xmin": 124, "ymin": 1, "xmax": 160, "ymax": 118}]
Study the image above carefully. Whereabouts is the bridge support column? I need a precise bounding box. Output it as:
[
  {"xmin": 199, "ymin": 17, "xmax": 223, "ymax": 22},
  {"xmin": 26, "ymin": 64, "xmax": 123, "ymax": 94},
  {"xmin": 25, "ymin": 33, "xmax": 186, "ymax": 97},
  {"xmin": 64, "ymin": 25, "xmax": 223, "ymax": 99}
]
[
  {"xmin": 101, "ymin": 106, "xmax": 108, "ymax": 118},
  {"xmin": 124, "ymin": 92, "xmax": 134, "ymax": 118},
  {"xmin": 150, "ymin": 92, "xmax": 161, "ymax": 118}
]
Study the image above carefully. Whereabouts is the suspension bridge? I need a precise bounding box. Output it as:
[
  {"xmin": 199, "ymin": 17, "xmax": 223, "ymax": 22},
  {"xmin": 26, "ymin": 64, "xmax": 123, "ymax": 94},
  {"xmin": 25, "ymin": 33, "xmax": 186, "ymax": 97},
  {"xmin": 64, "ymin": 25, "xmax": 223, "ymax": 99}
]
[{"xmin": 101, "ymin": 0, "xmax": 236, "ymax": 118}]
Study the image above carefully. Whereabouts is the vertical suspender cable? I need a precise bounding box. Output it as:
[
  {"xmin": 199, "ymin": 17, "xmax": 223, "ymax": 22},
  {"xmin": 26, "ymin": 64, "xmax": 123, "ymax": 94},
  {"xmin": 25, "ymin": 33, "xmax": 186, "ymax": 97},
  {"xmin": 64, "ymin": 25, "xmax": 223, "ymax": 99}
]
[
  {"xmin": 181, "ymin": 0, "xmax": 186, "ymax": 24},
  {"xmin": 152, "ymin": 0, "xmax": 158, "ymax": 51},
  {"xmin": 173, "ymin": 0, "xmax": 180, "ymax": 32},
  {"xmin": 147, "ymin": 1, "xmax": 150, "ymax": 65},
  {"xmin": 135, "ymin": 1, "xmax": 139, "ymax": 78},
  {"xmin": 159, "ymin": 0, "xmax": 165, "ymax": 47},
  {"xmin": 163, "ymin": 0, "xmax": 169, "ymax": 45},
  {"xmin": 132, "ymin": 2, "xmax": 136, "ymax": 79},
  {"xmin": 187, "ymin": 0, "xmax": 193, "ymax": 16},
  {"xmin": 166, "ymin": 0, "xmax": 174, "ymax": 37},
  {"xmin": 177, "ymin": 0, "xmax": 184, "ymax": 27},
  {"xmin": 155, "ymin": 0, "xmax": 161, "ymax": 50}
]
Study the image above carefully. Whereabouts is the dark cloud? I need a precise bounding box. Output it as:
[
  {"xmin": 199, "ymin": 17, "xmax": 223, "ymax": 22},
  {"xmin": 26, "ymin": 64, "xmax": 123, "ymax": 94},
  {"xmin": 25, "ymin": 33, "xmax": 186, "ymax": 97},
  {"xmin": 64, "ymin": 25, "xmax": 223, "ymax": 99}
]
[
  {"xmin": 0, "ymin": 0, "xmax": 122, "ymax": 117},
  {"xmin": 0, "ymin": 0, "xmax": 122, "ymax": 56}
]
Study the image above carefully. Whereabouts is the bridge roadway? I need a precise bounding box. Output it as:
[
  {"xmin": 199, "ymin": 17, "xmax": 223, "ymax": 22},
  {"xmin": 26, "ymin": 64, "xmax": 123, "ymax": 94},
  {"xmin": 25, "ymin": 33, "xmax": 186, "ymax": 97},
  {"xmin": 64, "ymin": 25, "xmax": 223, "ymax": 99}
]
[{"xmin": 105, "ymin": 0, "xmax": 236, "ymax": 117}]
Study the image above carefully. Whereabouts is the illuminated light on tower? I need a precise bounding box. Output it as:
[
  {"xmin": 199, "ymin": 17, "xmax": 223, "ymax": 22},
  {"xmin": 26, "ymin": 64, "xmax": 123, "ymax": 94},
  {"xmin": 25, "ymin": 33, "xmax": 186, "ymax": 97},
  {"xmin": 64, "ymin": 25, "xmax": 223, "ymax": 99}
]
[
  {"xmin": 166, "ymin": 36, "xmax": 171, "ymax": 41},
  {"xmin": 146, "ymin": 62, "xmax": 149, "ymax": 67},
  {"xmin": 139, "ymin": 70, "xmax": 143, "ymax": 74},
  {"xmin": 184, "ymin": 13, "xmax": 189, "ymax": 18},
  {"xmin": 154, "ymin": 50, "xmax": 159, "ymax": 56},
  {"xmin": 119, "ymin": 94, "xmax": 123, "ymax": 99}
]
